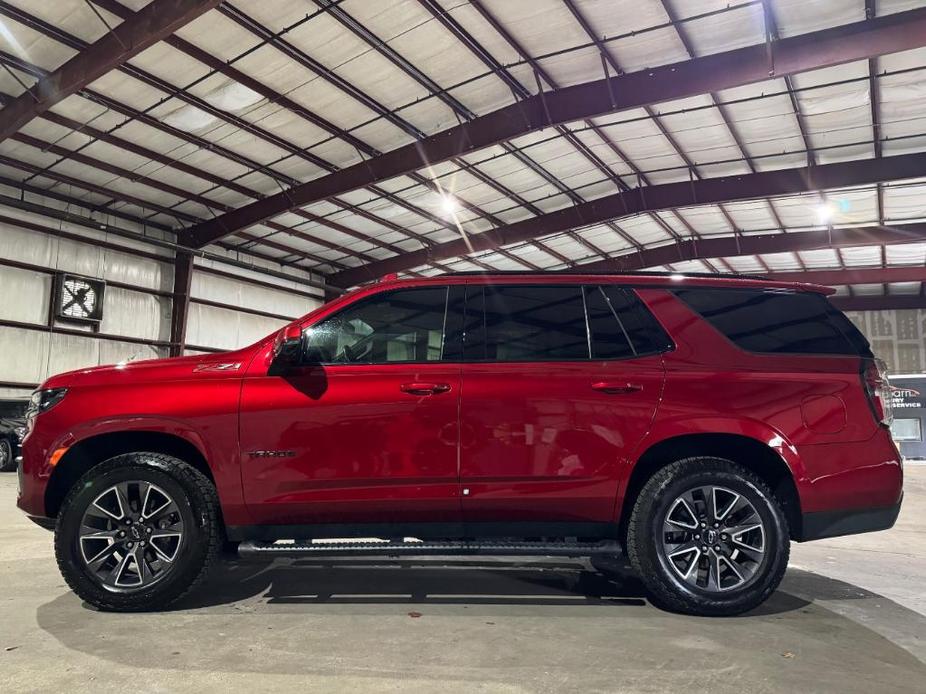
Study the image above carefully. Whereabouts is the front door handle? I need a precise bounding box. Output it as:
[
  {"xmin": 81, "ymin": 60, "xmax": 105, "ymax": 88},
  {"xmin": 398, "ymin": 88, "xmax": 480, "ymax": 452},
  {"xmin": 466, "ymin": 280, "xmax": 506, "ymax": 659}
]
[
  {"xmin": 400, "ymin": 382, "xmax": 452, "ymax": 396},
  {"xmin": 592, "ymin": 381, "xmax": 643, "ymax": 395}
]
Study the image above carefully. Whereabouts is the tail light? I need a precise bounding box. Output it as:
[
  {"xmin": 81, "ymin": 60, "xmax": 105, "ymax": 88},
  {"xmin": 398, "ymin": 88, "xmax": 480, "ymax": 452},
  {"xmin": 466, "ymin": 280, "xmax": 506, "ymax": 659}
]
[{"xmin": 861, "ymin": 358, "xmax": 893, "ymax": 427}]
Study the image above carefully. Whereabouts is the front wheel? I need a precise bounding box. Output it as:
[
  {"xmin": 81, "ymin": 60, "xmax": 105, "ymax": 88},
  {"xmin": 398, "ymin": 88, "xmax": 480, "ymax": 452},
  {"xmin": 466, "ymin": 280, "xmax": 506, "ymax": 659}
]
[
  {"xmin": 54, "ymin": 453, "xmax": 221, "ymax": 611},
  {"xmin": 626, "ymin": 457, "xmax": 789, "ymax": 616}
]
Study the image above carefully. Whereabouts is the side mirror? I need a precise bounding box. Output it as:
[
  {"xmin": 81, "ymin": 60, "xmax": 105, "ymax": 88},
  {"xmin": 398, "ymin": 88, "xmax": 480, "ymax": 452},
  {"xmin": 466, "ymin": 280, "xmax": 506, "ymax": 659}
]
[{"xmin": 273, "ymin": 325, "xmax": 304, "ymax": 366}]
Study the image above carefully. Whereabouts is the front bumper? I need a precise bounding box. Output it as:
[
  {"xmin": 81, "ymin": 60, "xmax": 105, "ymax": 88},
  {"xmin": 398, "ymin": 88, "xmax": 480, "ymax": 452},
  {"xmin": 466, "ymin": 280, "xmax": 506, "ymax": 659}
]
[{"xmin": 797, "ymin": 493, "xmax": 903, "ymax": 541}]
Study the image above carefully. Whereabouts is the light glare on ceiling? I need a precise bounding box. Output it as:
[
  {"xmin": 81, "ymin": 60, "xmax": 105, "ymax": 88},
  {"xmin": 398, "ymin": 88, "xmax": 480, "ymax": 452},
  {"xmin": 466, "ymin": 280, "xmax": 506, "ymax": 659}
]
[
  {"xmin": 816, "ymin": 202, "xmax": 836, "ymax": 224},
  {"xmin": 441, "ymin": 194, "xmax": 460, "ymax": 216}
]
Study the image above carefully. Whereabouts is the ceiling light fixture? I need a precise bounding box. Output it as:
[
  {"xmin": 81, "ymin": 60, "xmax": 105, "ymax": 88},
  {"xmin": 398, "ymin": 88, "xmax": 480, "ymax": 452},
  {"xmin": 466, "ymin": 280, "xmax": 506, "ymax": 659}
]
[
  {"xmin": 816, "ymin": 202, "xmax": 836, "ymax": 225},
  {"xmin": 440, "ymin": 194, "xmax": 460, "ymax": 216}
]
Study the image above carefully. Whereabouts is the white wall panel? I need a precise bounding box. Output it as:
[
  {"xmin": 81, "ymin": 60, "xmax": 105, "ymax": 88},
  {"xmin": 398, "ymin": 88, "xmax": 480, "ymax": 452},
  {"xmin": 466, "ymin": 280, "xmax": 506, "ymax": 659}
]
[
  {"xmin": 102, "ymin": 249, "xmax": 173, "ymax": 292},
  {"xmin": 0, "ymin": 205, "xmax": 324, "ymax": 387},
  {"xmin": 190, "ymin": 270, "xmax": 316, "ymax": 319},
  {"xmin": 45, "ymin": 332, "xmax": 103, "ymax": 378},
  {"xmin": 0, "ymin": 224, "xmax": 57, "ymax": 266},
  {"xmin": 0, "ymin": 327, "xmax": 50, "ymax": 384},
  {"xmin": 186, "ymin": 302, "xmax": 288, "ymax": 351},
  {"xmin": 99, "ymin": 286, "xmax": 171, "ymax": 342},
  {"xmin": 0, "ymin": 266, "xmax": 52, "ymax": 324}
]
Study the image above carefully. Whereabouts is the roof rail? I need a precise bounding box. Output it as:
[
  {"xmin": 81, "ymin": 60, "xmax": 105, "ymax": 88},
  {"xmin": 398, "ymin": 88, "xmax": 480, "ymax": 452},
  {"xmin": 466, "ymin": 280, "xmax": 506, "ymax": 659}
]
[{"xmin": 440, "ymin": 269, "xmax": 771, "ymax": 281}]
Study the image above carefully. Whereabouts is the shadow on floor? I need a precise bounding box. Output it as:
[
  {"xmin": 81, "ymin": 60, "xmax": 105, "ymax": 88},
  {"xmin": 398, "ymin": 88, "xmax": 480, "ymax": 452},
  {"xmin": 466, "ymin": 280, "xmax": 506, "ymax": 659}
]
[{"xmin": 33, "ymin": 558, "xmax": 926, "ymax": 687}]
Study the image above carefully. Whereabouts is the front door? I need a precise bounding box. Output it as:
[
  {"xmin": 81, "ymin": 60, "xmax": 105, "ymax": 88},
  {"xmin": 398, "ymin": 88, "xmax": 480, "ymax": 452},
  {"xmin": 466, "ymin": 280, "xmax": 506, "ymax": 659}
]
[
  {"xmin": 240, "ymin": 285, "xmax": 462, "ymax": 529},
  {"xmin": 459, "ymin": 284, "xmax": 667, "ymax": 528}
]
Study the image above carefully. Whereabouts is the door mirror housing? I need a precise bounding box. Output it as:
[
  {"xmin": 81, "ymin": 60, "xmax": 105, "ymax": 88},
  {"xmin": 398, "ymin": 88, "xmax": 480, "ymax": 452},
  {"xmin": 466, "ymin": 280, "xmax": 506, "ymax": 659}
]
[{"xmin": 273, "ymin": 325, "xmax": 304, "ymax": 367}]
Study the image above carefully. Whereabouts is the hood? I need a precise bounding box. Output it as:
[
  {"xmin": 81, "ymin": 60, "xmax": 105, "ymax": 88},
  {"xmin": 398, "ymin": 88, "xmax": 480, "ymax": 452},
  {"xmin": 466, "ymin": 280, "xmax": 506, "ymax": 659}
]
[{"xmin": 41, "ymin": 344, "xmax": 262, "ymax": 390}]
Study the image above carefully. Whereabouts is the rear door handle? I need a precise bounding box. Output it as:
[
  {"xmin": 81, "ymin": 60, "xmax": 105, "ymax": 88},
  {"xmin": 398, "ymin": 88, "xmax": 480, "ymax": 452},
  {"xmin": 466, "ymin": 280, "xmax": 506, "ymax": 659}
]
[
  {"xmin": 592, "ymin": 381, "xmax": 643, "ymax": 395},
  {"xmin": 400, "ymin": 382, "xmax": 452, "ymax": 396}
]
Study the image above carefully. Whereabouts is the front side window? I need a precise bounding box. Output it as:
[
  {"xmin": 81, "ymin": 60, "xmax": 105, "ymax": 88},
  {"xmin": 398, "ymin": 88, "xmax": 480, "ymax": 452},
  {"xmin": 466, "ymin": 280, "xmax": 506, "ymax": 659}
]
[{"xmin": 303, "ymin": 287, "xmax": 449, "ymax": 364}]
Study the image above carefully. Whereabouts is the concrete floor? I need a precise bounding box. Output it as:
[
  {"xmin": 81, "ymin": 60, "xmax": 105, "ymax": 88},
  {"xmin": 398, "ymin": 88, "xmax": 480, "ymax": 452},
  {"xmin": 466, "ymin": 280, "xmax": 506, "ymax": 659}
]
[{"xmin": 1, "ymin": 470, "xmax": 924, "ymax": 694}]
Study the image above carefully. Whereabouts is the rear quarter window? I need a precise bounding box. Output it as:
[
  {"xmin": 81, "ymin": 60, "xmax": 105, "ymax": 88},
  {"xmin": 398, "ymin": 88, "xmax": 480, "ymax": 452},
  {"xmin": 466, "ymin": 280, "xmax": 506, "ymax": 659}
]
[{"xmin": 672, "ymin": 288, "xmax": 871, "ymax": 356}]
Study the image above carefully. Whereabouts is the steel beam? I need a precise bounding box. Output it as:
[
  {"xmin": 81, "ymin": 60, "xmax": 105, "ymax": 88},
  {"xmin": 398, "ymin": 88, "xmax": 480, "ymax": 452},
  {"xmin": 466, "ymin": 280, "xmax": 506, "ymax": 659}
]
[
  {"xmin": 182, "ymin": 7, "xmax": 926, "ymax": 247},
  {"xmin": 330, "ymin": 154, "xmax": 926, "ymax": 286},
  {"xmin": 572, "ymin": 224, "xmax": 926, "ymax": 273},
  {"xmin": 169, "ymin": 251, "xmax": 193, "ymax": 357},
  {"xmin": 765, "ymin": 266, "xmax": 926, "ymax": 287},
  {"xmin": 0, "ymin": 0, "xmax": 220, "ymax": 143}
]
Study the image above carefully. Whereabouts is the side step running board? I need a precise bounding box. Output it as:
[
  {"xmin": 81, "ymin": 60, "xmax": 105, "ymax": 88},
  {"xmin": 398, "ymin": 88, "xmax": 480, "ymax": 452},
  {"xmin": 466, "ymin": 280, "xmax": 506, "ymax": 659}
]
[{"xmin": 238, "ymin": 539, "xmax": 622, "ymax": 560}]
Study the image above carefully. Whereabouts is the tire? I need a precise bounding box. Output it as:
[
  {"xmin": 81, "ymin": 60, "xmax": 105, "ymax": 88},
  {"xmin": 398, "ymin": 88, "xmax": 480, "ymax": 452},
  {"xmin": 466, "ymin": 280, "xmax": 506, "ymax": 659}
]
[
  {"xmin": 0, "ymin": 438, "xmax": 14, "ymax": 472},
  {"xmin": 54, "ymin": 452, "xmax": 221, "ymax": 612},
  {"xmin": 626, "ymin": 456, "xmax": 789, "ymax": 616}
]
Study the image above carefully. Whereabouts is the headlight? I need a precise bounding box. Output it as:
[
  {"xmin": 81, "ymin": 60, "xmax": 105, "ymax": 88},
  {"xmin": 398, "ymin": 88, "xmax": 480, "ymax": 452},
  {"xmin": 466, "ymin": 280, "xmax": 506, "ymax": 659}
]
[{"xmin": 26, "ymin": 388, "xmax": 68, "ymax": 420}]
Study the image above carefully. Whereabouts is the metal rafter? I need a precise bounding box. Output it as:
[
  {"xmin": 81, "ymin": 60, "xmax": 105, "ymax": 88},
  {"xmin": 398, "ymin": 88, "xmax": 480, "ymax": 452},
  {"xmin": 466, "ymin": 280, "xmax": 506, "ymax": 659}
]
[
  {"xmin": 180, "ymin": 6, "xmax": 926, "ymax": 247},
  {"xmin": 0, "ymin": 147, "xmax": 341, "ymax": 273},
  {"xmin": 656, "ymin": 0, "xmax": 793, "ymax": 275},
  {"xmin": 572, "ymin": 224, "xmax": 926, "ymax": 273},
  {"xmin": 561, "ymin": 0, "xmax": 741, "ymax": 272},
  {"xmin": 0, "ymin": 4, "xmax": 464, "ymax": 273},
  {"xmin": 330, "ymin": 153, "xmax": 926, "ymax": 286},
  {"xmin": 0, "ymin": 44, "xmax": 395, "ymax": 270},
  {"xmin": 765, "ymin": 266, "xmax": 926, "ymax": 286},
  {"xmin": 426, "ymin": 0, "xmax": 643, "ymax": 255},
  {"xmin": 0, "ymin": 0, "xmax": 222, "ymax": 143},
  {"xmin": 207, "ymin": 1, "xmax": 537, "ymax": 271},
  {"xmin": 312, "ymin": 0, "xmax": 602, "ymax": 267}
]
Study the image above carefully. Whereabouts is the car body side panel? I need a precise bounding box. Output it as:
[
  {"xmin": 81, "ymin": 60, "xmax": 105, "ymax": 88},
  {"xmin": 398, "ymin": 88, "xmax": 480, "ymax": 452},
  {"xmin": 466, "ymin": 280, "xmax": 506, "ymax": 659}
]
[
  {"xmin": 459, "ymin": 356, "xmax": 664, "ymax": 523},
  {"xmin": 17, "ymin": 351, "xmax": 251, "ymax": 524},
  {"xmin": 633, "ymin": 288, "xmax": 902, "ymax": 515}
]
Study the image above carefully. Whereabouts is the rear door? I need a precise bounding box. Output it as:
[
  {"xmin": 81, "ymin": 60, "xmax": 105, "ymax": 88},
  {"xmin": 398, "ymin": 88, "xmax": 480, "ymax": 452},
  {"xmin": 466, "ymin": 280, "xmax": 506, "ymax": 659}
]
[{"xmin": 458, "ymin": 284, "xmax": 668, "ymax": 528}]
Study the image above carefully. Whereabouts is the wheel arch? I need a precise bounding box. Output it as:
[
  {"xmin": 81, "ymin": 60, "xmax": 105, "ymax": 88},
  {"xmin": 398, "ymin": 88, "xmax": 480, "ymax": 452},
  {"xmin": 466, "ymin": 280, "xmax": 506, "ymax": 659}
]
[
  {"xmin": 621, "ymin": 432, "xmax": 803, "ymax": 541},
  {"xmin": 45, "ymin": 430, "xmax": 214, "ymax": 518}
]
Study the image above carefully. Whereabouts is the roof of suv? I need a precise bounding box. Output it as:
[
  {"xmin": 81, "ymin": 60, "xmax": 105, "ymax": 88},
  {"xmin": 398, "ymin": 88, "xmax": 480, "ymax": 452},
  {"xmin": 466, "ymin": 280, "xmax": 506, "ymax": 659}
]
[{"xmin": 372, "ymin": 271, "xmax": 836, "ymax": 295}]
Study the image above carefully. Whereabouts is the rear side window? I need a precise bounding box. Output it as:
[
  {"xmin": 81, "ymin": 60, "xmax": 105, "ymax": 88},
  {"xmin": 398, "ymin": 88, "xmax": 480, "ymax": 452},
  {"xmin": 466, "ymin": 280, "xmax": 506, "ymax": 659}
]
[
  {"xmin": 673, "ymin": 288, "xmax": 870, "ymax": 356},
  {"xmin": 460, "ymin": 284, "xmax": 672, "ymax": 362},
  {"xmin": 585, "ymin": 286, "xmax": 673, "ymax": 359}
]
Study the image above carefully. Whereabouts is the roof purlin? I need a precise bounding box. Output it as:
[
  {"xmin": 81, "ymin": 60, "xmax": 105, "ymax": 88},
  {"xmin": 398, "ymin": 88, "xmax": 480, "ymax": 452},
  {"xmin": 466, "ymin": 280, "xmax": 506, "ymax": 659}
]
[
  {"xmin": 330, "ymin": 152, "xmax": 926, "ymax": 286},
  {"xmin": 0, "ymin": 0, "xmax": 222, "ymax": 143},
  {"xmin": 180, "ymin": 7, "xmax": 926, "ymax": 248}
]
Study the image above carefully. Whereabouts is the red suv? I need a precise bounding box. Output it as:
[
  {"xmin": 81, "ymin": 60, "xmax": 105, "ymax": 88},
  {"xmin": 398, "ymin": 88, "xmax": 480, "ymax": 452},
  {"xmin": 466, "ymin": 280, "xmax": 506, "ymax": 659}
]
[{"xmin": 17, "ymin": 272, "xmax": 903, "ymax": 615}]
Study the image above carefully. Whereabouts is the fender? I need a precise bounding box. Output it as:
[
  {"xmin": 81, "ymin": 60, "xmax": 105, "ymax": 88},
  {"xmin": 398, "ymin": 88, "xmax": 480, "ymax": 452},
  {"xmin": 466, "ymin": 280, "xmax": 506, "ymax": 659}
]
[
  {"xmin": 44, "ymin": 415, "xmax": 248, "ymax": 524},
  {"xmin": 621, "ymin": 415, "xmax": 807, "ymax": 505}
]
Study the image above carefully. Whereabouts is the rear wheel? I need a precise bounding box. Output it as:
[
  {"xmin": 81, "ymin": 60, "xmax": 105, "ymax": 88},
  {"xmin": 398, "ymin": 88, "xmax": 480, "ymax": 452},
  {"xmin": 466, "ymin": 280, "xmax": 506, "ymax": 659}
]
[
  {"xmin": 0, "ymin": 438, "xmax": 14, "ymax": 472},
  {"xmin": 54, "ymin": 453, "xmax": 221, "ymax": 611},
  {"xmin": 627, "ymin": 457, "xmax": 789, "ymax": 616}
]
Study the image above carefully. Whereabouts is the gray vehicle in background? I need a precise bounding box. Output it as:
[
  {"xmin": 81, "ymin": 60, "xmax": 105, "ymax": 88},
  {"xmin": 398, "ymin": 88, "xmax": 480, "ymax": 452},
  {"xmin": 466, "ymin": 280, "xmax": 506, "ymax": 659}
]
[{"xmin": 0, "ymin": 400, "xmax": 27, "ymax": 472}]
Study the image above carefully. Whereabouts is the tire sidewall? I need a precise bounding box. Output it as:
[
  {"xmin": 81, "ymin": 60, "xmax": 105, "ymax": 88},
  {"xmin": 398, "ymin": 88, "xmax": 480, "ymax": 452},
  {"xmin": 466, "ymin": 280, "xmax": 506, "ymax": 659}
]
[
  {"xmin": 55, "ymin": 454, "xmax": 214, "ymax": 610},
  {"xmin": 650, "ymin": 470, "xmax": 784, "ymax": 604},
  {"xmin": 629, "ymin": 457, "xmax": 790, "ymax": 616}
]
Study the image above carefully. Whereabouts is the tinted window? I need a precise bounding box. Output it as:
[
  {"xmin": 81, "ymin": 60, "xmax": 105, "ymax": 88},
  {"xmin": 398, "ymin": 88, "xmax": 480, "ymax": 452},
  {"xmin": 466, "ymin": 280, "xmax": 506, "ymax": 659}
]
[
  {"xmin": 674, "ymin": 288, "xmax": 864, "ymax": 356},
  {"xmin": 585, "ymin": 286, "xmax": 634, "ymax": 359},
  {"xmin": 468, "ymin": 285, "xmax": 589, "ymax": 361},
  {"xmin": 304, "ymin": 287, "xmax": 448, "ymax": 364},
  {"xmin": 601, "ymin": 286, "xmax": 673, "ymax": 355}
]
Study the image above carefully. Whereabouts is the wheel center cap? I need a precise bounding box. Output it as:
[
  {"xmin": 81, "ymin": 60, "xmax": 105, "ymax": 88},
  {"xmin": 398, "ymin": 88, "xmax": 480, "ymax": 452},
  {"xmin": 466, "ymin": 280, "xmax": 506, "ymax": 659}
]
[
  {"xmin": 705, "ymin": 528, "xmax": 718, "ymax": 545},
  {"xmin": 128, "ymin": 525, "xmax": 143, "ymax": 541}
]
